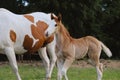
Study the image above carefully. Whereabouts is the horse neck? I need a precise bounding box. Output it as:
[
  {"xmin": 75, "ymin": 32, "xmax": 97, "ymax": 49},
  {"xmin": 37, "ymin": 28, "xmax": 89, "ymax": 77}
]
[{"xmin": 56, "ymin": 24, "xmax": 72, "ymax": 47}]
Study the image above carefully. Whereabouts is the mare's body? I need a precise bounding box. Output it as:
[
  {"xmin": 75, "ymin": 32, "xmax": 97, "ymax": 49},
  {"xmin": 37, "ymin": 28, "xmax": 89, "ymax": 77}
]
[{"xmin": 0, "ymin": 8, "xmax": 57, "ymax": 80}]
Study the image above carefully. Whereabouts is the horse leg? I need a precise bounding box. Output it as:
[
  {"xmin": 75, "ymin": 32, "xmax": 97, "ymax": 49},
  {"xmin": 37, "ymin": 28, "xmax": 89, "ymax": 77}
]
[
  {"xmin": 46, "ymin": 41, "xmax": 57, "ymax": 79},
  {"xmin": 57, "ymin": 58, "xmax": 64, "ymax": 80},
  {"xmin": 38, "ymin": 47, "xmax": 50, "ymax": 80},
  {"xmin": 4, "ymin": 47, "xmax": 21, "ymax": 80},
  {"xmin": 61, "ymin": 58, "xmax": 74, "ymax": 80},
  {"xmin": 88, "ymin": 52, "xmax": 103, "ymax": 80},
  {"xmin": 96, "ymin": 63, "xmax": 103, "ymax": 80},
  {"xmin": 99, "ymin": 63, "xmax": 103, "ymax": 73}
]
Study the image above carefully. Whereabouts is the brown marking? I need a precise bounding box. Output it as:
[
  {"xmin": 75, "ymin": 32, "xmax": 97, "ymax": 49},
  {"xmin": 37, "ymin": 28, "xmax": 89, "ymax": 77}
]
[
  {"xmin": 30, "ymin": 40, "xmax": 43, "ymax": 53},
  {"xmin": 36, "ymin": 21, "xmax": 48, "ymax": 31},
  {"xmin": 31, "ymin": 24, "xmax": 45, "ymax": 39},
  {"xmin": 24, "ymin": 15, "xmax": 34, "ymax": 23},
  {"xmin": 46, "ymin": 34, "xmax": 54, "ymax": 43},
  {"xmin": 10, "ymin": 30, "xmax": 16, "ymax": 42},
  {"xmin": 36, "ymin": 20, "xmax": 54, "ymax": 46},
  {"xmin": 30, "ymin": 24, "xmax": 45, "ymax": 51},
  {"xmin": 23, "ymin": 35, "xmax": 33, "ymax": 50},
  {"xmin": 23, "ymin": 20, "xmax": 50, "ymax": 53},
  {"xmin": 43, "ymin": 34, "xmax": 54, "ymax": 47}
]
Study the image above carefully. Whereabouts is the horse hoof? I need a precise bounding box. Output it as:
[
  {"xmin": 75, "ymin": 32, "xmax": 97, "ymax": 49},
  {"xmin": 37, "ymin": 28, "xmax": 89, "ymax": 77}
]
[{"xmin": 46, "ymin": 77, "xmax": 51, "ymax": 80}]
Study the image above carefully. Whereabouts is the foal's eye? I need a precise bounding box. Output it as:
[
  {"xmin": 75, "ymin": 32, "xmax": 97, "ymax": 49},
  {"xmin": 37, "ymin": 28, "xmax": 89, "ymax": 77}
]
[{"xmin": 55, "ymin": 24, "xmax": 57, "ymax": 27}]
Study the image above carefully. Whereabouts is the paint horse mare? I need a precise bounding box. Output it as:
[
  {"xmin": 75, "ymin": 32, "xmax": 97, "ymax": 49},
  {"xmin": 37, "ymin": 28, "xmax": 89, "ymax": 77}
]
[
  {"xmin": 51, "ymin": 14, "xmax": 112, "ymax": 80},
  {"xmin": 0, "ymin": 8, "xmax": 57, "ymax": 80}
]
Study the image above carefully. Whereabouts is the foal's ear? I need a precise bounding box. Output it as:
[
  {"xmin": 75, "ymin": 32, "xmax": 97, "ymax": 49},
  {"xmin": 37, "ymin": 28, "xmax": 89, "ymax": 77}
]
[
  {"xmin": 51, "ymin": 13, "xmax": 57, "ymax": 20},
  {"xmin": 51, "ymin": 13, "xmax": 62, "ymax": 22},
  {"xmin": 51, "ymin": 13, "xmax": 54, "ymax": 20},
  {"xmin": 58, "ymin": 13, "xmax": 62, "ymax": 21}
]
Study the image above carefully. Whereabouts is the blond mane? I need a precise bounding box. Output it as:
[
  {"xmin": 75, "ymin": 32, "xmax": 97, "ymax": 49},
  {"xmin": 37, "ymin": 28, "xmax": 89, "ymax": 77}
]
[{"xmin": 58, "ymin": 22, "xmax": 72, "ymax": 41}]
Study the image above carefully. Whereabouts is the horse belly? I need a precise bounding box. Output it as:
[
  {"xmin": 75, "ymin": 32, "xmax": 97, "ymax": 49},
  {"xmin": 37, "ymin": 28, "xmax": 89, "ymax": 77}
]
[
  {"xmin": 75, "ymin": 46, "xmax": 88, "ymax": 59},
  {"xmin": 14, "ymin": 45, "xmax": 27, "ymax": 54},
  {"xmin": 0, "ymin": 34, "xmax": 27, "ymax": 54},
  {"xmin": 0, "ymin": 49, "xmax": 5, "ymax": 54}
]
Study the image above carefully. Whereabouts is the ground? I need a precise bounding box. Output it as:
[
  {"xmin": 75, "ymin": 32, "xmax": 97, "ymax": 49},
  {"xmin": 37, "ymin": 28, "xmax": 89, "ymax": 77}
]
[
  {"xmin": 72, "ymin": 59, "xmax": 120, "ymax": 69},
  {"xmin": 0, "ymin": 59, "xmax": 120, "ymax": 80},
  {"xmin": 0, "ymin": 59, "xmax": 119, "ymax": 69}
]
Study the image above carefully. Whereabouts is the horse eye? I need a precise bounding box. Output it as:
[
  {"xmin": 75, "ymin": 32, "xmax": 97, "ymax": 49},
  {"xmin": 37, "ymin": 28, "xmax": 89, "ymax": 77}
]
[
  {"xmin": 45, "ymin": 32, "xmax": 49, "ymax": 37},
  {"xmin": 55, "ymin": 24, "xmax": 57, "ymax": 27}
]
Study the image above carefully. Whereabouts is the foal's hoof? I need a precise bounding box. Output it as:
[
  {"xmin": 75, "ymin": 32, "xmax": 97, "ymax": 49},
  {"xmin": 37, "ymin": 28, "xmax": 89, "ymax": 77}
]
[{"xmin": 46, "ymin": 77, "xmax": 51, "ymax": 80}]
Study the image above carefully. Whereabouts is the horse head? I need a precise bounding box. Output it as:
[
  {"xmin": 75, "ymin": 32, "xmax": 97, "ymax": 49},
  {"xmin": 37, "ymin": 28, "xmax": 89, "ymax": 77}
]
[
  {"xmin": 51, "ymin": 13, "xmax": 63, "ymax": 34},
  {"xmin": 44, "ymin": 13, "xmax": 58, "ymax": 38}
]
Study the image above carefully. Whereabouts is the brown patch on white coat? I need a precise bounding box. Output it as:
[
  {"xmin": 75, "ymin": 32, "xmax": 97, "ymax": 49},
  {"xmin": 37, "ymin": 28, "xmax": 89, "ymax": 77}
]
[
  {"xmin": 23, "ymin": 15, "xmax": 54, "ymax": 53},
  {"xmin": 10, "ymin": 30, "xmax": 16, "ymax": 42},
  {"xmin": 24, "ymin": 14, "xmax": 34, "ymax": 23}
]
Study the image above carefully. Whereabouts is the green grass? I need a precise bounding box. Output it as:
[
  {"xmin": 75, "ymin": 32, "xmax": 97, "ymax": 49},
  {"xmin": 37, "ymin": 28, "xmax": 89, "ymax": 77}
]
[
  {"xmin": 0, "ymin": 63, "xmax": 120, "ymax": 80},
  {"xmin": 67, "ymin": 67, "xmax": 120, "ymax": 80}
]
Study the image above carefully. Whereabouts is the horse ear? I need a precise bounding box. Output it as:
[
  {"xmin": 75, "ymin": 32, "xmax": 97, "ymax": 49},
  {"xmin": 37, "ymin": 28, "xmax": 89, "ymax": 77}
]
[
  {"xmin": 51, "ymin": 13, "xmax": 62, "ymax": 22},
  {"xmin": 58, "ymin": 13, "xmax": 62, "ymax": 21},
  {"xmin": 51, "ymin": 13, "xmax": 54, "ymax": 20},
  {"xmin": 51, "ymin": 13, "xmax": 57, "ymax": 20}
]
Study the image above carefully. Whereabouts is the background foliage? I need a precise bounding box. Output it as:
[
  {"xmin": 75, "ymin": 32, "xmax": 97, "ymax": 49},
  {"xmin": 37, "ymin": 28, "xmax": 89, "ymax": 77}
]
[{"xmin": 0, "ymin": 0, "xmax": 120, "ymax": 59}]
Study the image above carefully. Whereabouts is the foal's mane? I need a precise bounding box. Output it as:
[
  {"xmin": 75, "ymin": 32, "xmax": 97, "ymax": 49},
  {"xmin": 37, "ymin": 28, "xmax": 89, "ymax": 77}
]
[{"xmin": 59, "ymin": 22, "xmax": 72, "ymax": 40}]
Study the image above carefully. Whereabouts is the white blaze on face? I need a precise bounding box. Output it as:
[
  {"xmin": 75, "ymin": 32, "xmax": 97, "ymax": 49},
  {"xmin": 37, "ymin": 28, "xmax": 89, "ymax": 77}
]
[{"xmin": 45, "ymin": 19, "xmax": 57, "ymax": 37}]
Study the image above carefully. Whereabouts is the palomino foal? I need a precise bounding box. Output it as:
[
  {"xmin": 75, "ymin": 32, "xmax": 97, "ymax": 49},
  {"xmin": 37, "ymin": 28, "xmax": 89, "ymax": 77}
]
[
  {"xmin": 0, "ymin": 8, "xmax": 57, "ymax": 80},
  {"xmin": 52, "ymin": 14, "xmax": 112, "ymax": 80}
]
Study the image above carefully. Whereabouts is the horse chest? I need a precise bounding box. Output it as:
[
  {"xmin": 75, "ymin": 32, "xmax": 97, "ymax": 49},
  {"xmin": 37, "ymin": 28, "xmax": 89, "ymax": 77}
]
[{"xmin": 56, "ymin": 45, "xmax": 64, "ymax": 58}]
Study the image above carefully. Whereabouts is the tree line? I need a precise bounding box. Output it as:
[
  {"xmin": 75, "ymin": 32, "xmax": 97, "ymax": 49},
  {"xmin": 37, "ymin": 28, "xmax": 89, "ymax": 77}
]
[{"xmin": 0, "ymin": 0, "xmax": 120, "ymax": 59}]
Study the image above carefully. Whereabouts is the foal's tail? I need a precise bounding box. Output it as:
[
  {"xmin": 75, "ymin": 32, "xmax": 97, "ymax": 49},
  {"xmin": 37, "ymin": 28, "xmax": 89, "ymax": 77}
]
[{"xmin": 100, "ymin": 41, "xmax": 112, "ymax": 57}]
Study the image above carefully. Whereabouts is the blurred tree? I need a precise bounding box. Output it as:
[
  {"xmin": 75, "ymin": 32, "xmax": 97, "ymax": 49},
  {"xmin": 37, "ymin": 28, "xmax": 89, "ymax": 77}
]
[
  {"xmin": 0, "ymin": 0, "xmax": 120, "ymax": 59},
  {"xmin": 0, "ymin": 0, "xmax": 17, "ymax": 12},
  {"xmin": 101, "ymin": 0, "xmax": 120, "ymax": 58}
]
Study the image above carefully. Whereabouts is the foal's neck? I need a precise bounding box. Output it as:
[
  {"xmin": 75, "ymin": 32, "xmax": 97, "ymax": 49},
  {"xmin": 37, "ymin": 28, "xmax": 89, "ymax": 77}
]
[{"xmin": 56, "ymin": 24, "xmax": 72, "ymax": 46}]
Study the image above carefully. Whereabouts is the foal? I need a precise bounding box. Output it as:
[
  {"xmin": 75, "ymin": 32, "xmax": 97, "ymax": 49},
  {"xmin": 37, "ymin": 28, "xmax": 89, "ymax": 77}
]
[{"xmin": 52, "ymin": 14, "xmax": 112, "ymax": 80}]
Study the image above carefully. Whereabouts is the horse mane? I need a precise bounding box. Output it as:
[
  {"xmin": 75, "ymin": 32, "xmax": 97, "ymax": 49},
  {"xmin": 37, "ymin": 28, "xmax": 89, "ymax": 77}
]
[{"xmin": 59, "ymin": 22, "xmax": 72, "ymax": 40}]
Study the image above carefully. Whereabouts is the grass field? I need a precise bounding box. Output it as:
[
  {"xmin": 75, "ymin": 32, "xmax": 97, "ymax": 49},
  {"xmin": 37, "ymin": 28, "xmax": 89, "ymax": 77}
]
[{"xmin": 0, "ymin": 61, "xmax": 120, "ymax": 80}]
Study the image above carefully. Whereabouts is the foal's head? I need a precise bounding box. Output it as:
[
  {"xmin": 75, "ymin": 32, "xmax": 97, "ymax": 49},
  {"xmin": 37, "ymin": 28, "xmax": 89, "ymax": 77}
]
[
  {"xmin": 51, "ymin": 13, "xmax": 62, "ymax": 33},
  {"xmin": 51, "ymin": 14, "xmax": 71, "ymax": 39},
  {"xmin": 51, "ymin": 14, "xmax": 68, "ymax": 33}
]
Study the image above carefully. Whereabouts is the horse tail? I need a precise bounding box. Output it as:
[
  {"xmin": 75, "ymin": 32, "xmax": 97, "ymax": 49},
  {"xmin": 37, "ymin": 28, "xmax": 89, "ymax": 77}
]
[{"xmin": 100, "ymin": 41, "xmax": 112, "ymax": 57}]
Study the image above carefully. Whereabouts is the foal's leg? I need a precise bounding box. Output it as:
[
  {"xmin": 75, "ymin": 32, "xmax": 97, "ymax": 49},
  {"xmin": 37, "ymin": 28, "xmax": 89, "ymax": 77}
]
[
  {"xmin": 38, "ymin": 47, "xmax": 50, "ymax": 80},
  {"xmin": 57, "ymin": 58, "xmax": 64, "ymax": 80},
  {"xmin": 4, "ymin": 47, "xmax": 21, "ymax": 80},
  {"xmin": 88, "ymin": 52, "xmax": 103, "ymax": 80},
  {"xmin": 61, "ymin": 58, "xmax": 74, "ymax": 80},
  {"xmin": 46, "ymin": 41, "xmax": 57, "ymax": 79},
  {"xmin": 96, "ymin": 63, "xmax": 103, "ymax": 80}
]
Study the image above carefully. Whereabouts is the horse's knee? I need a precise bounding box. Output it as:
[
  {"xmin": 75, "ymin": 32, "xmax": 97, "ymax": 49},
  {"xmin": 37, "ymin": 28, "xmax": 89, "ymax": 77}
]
[
  {"xmin": 51, "ymin": 56, "xmax": 57, "ymax": 64},
  {"xmin": 99, "ymin": 63, "xmax": 103, "ymax": 73},
  {"xmin": 43, "ymin": 58, "xmax": 50, "ymax": 68},
  {"xmin": 13, "ymin": 64, "xmax": 18, "ymax": 71},
  {"xmin": 46, "ymin": 61, "xmax": 50, "ymax": 67}
]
